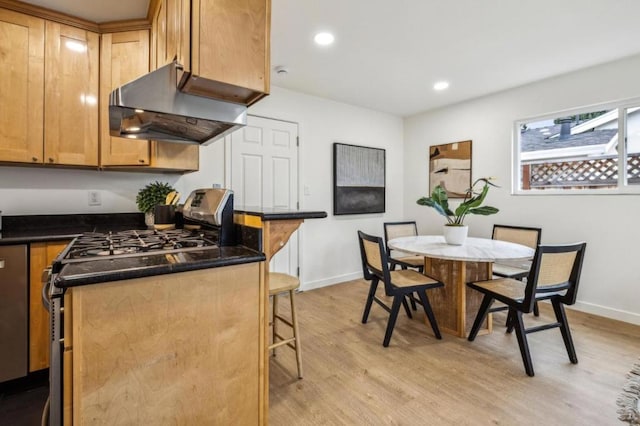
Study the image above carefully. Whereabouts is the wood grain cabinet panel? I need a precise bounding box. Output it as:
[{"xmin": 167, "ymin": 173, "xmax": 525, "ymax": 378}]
[
  {"xmin": 44, "ymin": 22, "xmax": 99, "ymax": 166},
  {"xmin": 70, "ymin": 264, "xmax": 265, "ymax": 424},
  {"xmin": 0, "ymin": 9, "xmax": 44, "ymax": 164},
  {"xmin": 185, "ymin": 0, "xmax": 270, "ymax": 105},
  {"xmin": 100, "ymin": 30, "xmax": 150, "ymax": 166},
  {"xmin": 150, "ymin": 141, "xmax": 199, "ymax": 171},
  {"xmin": 150, "ymin": 0, "xmax": 167, "ymax": 70},
  {"xmin": 29, "ymin": 241, "xmax": 70, "ymax": 372}
]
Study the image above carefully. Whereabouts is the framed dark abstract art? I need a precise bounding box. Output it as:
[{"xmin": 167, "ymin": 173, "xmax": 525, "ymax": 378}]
[{"xmin": 333, "ymin": 143, "xmax": 386, "ymax": 215}]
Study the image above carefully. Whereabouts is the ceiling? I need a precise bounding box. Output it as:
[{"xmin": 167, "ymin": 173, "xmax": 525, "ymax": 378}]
[{"xmin": 22, "ymin": 0, "xmax": 640, "ymax": 117}]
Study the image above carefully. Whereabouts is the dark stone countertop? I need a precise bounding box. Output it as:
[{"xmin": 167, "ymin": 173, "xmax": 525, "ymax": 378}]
[
  {"xmin": 234, "ymin": 206, "xmax": 327, "ymax": 221},
  {"xmin": 54, "ymin": 245, "xmax": 265, "ymax": 288},
  {"xmin": 0, "ymin": 213, "xmax": 146, "ymax": 245}
]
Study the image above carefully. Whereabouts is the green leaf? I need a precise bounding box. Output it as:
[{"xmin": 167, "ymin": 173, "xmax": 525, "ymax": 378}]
[
  {"xmin": 417, "ymin": 196, "xmax": 452, "ymax": 219},
  {"xmin": 467, "ymin": 206, "xmax": 499, "ymax": 216},
  {"xmin": 431, "ymin": 186, "xmax": 450, "ymax": 212}
]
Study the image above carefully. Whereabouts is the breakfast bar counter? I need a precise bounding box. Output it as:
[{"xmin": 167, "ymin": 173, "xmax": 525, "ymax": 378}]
[{"xmin": 234, "ymin": 207, "xmax": 327, "ymax": 262}]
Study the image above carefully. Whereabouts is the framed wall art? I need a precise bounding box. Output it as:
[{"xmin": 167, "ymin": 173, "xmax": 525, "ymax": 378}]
[
  {"xmin": 333, "ymin": 142, "xmax": 386, "ymax": 215},
  {"xmin": 429, "ymin": 140, "xmax": 472, "ymax": 198}
]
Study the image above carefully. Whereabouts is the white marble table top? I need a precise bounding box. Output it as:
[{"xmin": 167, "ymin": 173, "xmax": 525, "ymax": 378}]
[{"xmin": 388, "ymin": 236, "xmax": 535, "ymax": 262}]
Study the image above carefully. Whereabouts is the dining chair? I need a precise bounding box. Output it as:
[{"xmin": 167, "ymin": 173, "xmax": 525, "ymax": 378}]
[
  {"xmin": 491, "ymin": 224, "xmax": 542, "ymax": 319},
  {"xmin": 467, "ymin": 242, "xmax": 587, "ymax": 376},
  {"xmin": 384, "ymin": 221, "xmax": 426, "ymax": 311},
  {"xmin": 358, "ymin": 230, "xmax": 443, "ymax": 347},
  {"xmin": 383, "ymin": 221, "xmax": 425, "ymax": 273}
]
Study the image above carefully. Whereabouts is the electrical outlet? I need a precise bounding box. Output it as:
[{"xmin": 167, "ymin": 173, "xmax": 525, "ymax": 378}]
[{"xmin": 88, "ymin": 191, "xmax": 101, "ymax": 206}]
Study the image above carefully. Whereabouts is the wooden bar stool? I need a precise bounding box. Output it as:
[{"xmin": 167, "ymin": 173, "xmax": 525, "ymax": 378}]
[{"xmin": 269, "ymin": 272, "xmax": 303, "ymax": 379}]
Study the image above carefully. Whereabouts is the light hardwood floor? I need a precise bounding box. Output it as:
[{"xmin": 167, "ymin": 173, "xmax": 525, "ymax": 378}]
[{"xmin": 269, "ymin": 279, "xmax": 640, "ymax": 425}]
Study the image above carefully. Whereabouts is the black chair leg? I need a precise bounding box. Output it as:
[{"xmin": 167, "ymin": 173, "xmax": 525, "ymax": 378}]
[
  {"xmin": 468, "ymin": 294, "xmax": 494, "ymax": 341},
  {"xmin": 383, "ymin": 296, "xmax": 403, "ymax": 347},
  {"xmin": 513, "ymin": 310, "xmax": 535, "ymax": 377},
  {"xmin": 361, "ymin": 278, "xmax": 379, "ymax": 324},
  {"xmin": 506, "ymin": 309, "xmax": 515, "ymax": 334},
  {"xmin": 402, "ymin": 296, "xmax": 413, "ymax": 319},
  {"xmin": 533, "ymin": 301, "xmax": 540, "ymax": 317},
  {"xmin": 409, "ymin": 293, "xmax": 417, "ymax": 311},
  {"xmin": 417, "ymin": 289, "xmax": 441, "ymax": 339},
  {"xmin": 552, "ymin": 299, "xmax": 578, "ymax": 364}
]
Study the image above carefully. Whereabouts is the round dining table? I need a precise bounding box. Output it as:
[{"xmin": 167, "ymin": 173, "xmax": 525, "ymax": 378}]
[{"xmin": 388, "ymin": 235, "xmax": 534, "ymax": 338}]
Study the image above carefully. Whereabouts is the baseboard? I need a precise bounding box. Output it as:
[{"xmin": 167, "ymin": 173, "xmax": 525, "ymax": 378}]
[
  {"xmin": 300, "ymin": 271, "xmax": 362, "ymax": 292},
  {"xmin": 571, "ymin": 301, "xmax": 640, "ymax": 326}
]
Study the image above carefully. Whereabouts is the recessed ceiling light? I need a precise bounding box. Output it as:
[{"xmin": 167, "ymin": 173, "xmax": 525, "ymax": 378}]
[
  {"xmin": 433, "ymin": 81, "xmax": 449, "ymax": 91},
  {"xmin": 314, "ymin": 32, "xmax": 335, "ymax": 46}
]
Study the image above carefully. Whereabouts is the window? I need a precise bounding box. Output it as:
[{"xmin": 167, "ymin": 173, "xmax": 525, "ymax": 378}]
[{"xmin": 513, "ymin": 98, "xmax": 640, "ymax": 194}]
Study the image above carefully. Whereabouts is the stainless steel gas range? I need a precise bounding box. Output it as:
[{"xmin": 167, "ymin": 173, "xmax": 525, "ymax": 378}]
[{"xmin": 42, "ymin": 189, "xmax": 264, "ymax": 425}]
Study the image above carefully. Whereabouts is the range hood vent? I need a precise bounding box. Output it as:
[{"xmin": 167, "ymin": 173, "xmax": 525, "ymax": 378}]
[{"xmin": 109, "ymin": 60, "xmax": 247, "ymax": 145}]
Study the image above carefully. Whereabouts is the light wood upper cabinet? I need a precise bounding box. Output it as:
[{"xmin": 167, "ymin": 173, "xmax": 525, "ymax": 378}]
[
  {"xmin": 182, "ymin": 0, "xmax": 270, "ymax": 106},
  {"xmin": 0, "ymin": 9, "xmax": 44, "ymax": 164},
  {"xmin": 151, "ymin": 0, "xmax": 188, "ymax": 71},
  {"xmin": 150, "ymin": 0, "xmax": 167, "ymax": 70},
  {"xmin": 44, "ymin": 22, "xmax": 99, "ymax": 166},
  {"xmin": 0, "ymin": 4, "xmax": 203, "ymax": 172},
  {"xmin": 100, "ymin": 30, "xmax": 151, "ymax": 166},
  {"xmin": 150, "ymin": 140, "xmax": 199, "ymax": 171}
]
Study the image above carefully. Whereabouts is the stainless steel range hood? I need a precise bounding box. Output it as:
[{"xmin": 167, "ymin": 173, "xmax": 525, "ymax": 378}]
[{"xmin": 109, "ymin": 60, "xmax": 247, "ymax": 144}]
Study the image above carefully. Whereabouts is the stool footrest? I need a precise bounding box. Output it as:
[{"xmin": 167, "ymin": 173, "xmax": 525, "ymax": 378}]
[{"xmin": 269, "ymin": 337, "xmax": 296, "ymax": 350}]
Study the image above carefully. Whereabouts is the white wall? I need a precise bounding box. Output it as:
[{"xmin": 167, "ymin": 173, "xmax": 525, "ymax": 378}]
[
  {"xmin": 181, "ymin": 86, "xmax": 405, "ymax": 290},
  {"xmin": 0, "ymin": 166, "xmax": 179, "ymax": 215},
  {"xmin": 404, "ymin": 54, "xmax": 640, "ymax": 325}
]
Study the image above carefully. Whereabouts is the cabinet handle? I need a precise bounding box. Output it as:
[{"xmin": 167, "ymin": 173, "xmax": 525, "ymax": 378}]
[
  {"xmin": 32, "ymin": 157, "xmax": 38, "ymax": 162},
  {"xmin": 139, "ymin": 159, "xmax": 145, "ymax": 163},
  {"xmin": 49, "ymin": 158, "xmax": 55, "ymax": 163},
  {"xmin": 42, "ymin": 267, "xmax": 51, "ymax": 312}
]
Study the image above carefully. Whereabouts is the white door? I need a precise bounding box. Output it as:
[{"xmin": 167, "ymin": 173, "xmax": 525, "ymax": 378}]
[{"xmin": 229, "ymin": 116, "xmax": 299, "ymax": 276}]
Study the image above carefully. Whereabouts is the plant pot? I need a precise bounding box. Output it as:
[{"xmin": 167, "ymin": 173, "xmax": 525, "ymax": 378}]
[{"xmin": 443, "ymin": 225, "xmax": 468, "ymax": 245}]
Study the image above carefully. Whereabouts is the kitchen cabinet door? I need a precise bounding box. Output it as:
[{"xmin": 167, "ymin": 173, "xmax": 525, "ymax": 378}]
[
  {"xmin": 29, "ymin": 240, "xmax": 70, "ymax": 372},
  {"xmin": 184, "ymin": 0, "xmax": 270, "ymax": 105},
  {"xmin": 100, "ymin": 30, "xmax": 150, "ymax": 166},
  {"xmin": 150, "ymin": 0, "xmax": 167, "ymax": 70},
  {"xmin": 0, "ymin": 9, "xmax": 44, "ymax": 164},
  {"xmin": 151, "ymin": 0, "xmax": 188, "ymax": 70},
  {"xmin": 44, "ymin": 22, "xmax": 99, "ymax": 166},
  {"xmin": 150, "ymin": 140, "xmax": 199, "ymax": 171}
]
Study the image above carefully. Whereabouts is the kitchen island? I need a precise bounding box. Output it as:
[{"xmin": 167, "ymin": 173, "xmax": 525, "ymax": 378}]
[
  {"xmin": 60, "ymin": 259, "xmax": 265, "ymax": 425},
  {"xmin": 45, "ymin": 225, "xmax": 268, "ymax": 425}
]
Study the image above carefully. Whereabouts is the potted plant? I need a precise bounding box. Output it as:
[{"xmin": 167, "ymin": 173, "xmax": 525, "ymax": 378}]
[
  {"xmin": 136, "ymin": 181, "xmax": 176, "ymax": 227},
  {"xmin": 416, "ymin": 178, "xmax": 499, "ymax": 245}
]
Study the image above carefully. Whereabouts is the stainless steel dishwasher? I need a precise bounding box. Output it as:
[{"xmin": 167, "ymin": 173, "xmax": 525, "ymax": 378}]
[{"xmin": 0, "ymin": 244, "xmax": 28, "ymax": 382}]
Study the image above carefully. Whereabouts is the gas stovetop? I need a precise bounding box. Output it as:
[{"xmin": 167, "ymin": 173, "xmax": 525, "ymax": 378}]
[{"xmin": 63, "ymin": 229, "xmax": 218, "ymax": 261}]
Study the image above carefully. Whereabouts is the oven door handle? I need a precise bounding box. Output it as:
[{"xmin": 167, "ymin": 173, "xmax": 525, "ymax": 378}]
[{"xmin": 42, "ymin": 267, "xmax": 52, "ymax": 312}]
